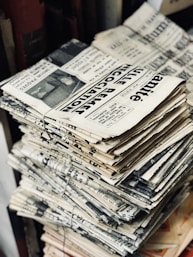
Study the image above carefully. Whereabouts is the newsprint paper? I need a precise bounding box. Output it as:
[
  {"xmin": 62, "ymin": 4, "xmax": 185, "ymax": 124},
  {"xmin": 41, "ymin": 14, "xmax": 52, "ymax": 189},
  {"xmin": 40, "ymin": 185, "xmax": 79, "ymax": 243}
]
[
  {"xmin": 1, "ymin": 9, "xmax": 193, "ymax": 257},
  {"xmin": 1, "ymin": 53, "xmax": 192, "ymax": 185},
  {"xmin": 92, "ymin": 2, "xmax": 193, "ymax": 110}
]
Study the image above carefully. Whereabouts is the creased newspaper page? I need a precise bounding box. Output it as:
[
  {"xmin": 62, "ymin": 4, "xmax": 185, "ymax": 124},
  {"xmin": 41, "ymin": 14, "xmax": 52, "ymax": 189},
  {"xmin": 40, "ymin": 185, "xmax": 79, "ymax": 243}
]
[
  {"xmin": 92, "ymin": 2, "xmax": 193, "ymax": 116},
  {"xmin": 123, "ymin": 2, "xmax": 193, "ymax": 73},
  {"xmin": 123, "ymin": 2, "xmax": 185, "ymax": 48},
  {"xmin": 93, "ymin": 2, "xmax": 193, "ymax": 82},
  {"xmin": 48, "ymin": 64, "xmax": 184, "ymax": 139},
  {"xmin": 93, "ymin": 25, "xmax": 160, "ymax": 67},
  {"xmin": 45, "ymin": 38, "xmax": 122, "ymax": 85},
  {"xmin": 93, "ymin": 25, "xmax": 193, "ymax": 83},
  {"xmin": 93, "ymin": 26, "xmax": 190, "ymax": 80},
  {"xmin": 123, "ymin": 3, "xmax": 192, "ymax": 61}
]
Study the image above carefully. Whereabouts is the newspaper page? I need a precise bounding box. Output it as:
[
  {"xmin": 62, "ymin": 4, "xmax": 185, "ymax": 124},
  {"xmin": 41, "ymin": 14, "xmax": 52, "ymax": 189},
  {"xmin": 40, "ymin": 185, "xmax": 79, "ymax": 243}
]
[
  {"xmin": 0, "ymin": 39, "xmax": 122, "ymax": 117},
  {"xmin": 47, "ymin": 64, "xmax": 185, "ymax": 139},
  {"xmin": 123, "ymin": 2, "xmax": 193, "ymax": 78},
  {"xmin": 93, "ymin": 2, "xmax": 193, "ymax": 82},
  {"xmin": 123, "ymin": 2, "xmax": 190, "ymax": 55},
  {"xmin": 93, "ymin": 25, "xmax": 161, "ymax": 68},
  {"xmin": 1, "ymin": 58, "xmax": 186, "ymax": 141}
]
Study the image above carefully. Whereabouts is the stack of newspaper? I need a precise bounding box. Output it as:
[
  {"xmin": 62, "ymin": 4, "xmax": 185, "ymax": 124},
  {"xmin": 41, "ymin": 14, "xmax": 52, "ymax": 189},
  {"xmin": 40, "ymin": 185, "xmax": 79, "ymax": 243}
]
[
  {"xmin": 41, "ymin": 192, "xmax": 193, "ymax": 257},
  {"xmin": 1, "ymin": 6, "xmax": 193, "ymax": 256}
]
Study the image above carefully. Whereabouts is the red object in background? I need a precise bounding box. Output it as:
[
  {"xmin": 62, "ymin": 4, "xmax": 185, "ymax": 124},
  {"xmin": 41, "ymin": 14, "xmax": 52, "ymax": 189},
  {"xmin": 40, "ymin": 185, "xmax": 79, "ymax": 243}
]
[
  {"xmin": 179, "ymin": 240, "xmax": 193, "ymax": 257},
  {"xmin": 0, "ymin": 0, "xmax": 47, "ymax": 71}
]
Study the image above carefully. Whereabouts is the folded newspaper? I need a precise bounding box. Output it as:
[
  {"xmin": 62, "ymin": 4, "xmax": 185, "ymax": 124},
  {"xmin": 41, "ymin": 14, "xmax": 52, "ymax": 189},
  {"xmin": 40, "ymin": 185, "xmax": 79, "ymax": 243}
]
[
  {"xmin": 92, "ymin": 2, "xmax": 193, "ymax": 113},
  {"xmin": 1, "ymin": 5, "xmax": 193, "ymax": 257}
]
